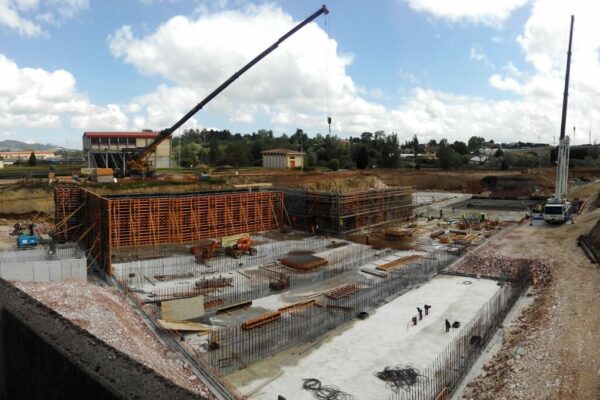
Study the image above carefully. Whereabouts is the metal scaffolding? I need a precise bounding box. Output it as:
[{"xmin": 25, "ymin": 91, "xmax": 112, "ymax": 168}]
[{"xmin": 282, "ymin": 186, "xmax": 413, "ymax": 234}]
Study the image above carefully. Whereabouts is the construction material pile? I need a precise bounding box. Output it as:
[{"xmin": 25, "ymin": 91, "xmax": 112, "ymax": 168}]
[
  {"xmin": 445, "ymin": 255, "xmax": 529, "ymax": 279},
  {"xmin": 445, "ymin": 256, "xmax": 552, "ymax": 289},
  {"xmin": 374, "ymin": 365, "xmax": 426, "ymax": 393},
  {"xmin": 302, "ymin": 378, "xmax": 354, "ymax": 400},
  {"xmin": 280, "ymin": 254, "xmax": 328, "ymax": 271}
]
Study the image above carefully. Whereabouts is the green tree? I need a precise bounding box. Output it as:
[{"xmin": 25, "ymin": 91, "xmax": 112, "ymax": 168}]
[
  {"xmin": 356, "ymin": 145, "xmax": 369, "ymax": 169},
  {"xmin": 179, "ymin": 142, "xmax": 201, "ymax": 167},
  {"xmin": 494, "ymin": 148, "xmax": 504, "ymax": 158},
  {"xmin": 468, "ymin": 136, "xmax": 486, "ymax": 153},
  {"xmin": 328, "ymin": 158, "xmax": 340, "ymax": 171},
  {"xmin": 222, "ymin": 141, "xmax": 251, "ymax": 167},
  {"xmin": 28, "ymin": 151, "xmax": 37, "ymax": 166},
  {"xmin": 209, "ymin": 137, "xmax": 220, "ymax": 165},
  {"xmin": 452, "ymin": 141, "xmax": 468, "ymax": 155},
  {"xmin": 436, "ymin": 139, "xmax": 454, "ymax": 169}
]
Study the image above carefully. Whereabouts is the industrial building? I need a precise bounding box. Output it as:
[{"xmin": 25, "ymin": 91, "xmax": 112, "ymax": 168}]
[
  {"xmin": 82, "ymin": 132, "xmax": 172, "ymax": 171},
  {"xmin": 262, "ymin": 148, "xmax": 304, "ymax": 169},
  {"xmin": 0, "ymin": 150, "xmax": 56, "ymax": 161}
]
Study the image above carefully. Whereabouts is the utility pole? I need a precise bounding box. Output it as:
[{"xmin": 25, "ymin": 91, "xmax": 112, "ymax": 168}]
[{"xmin": 300, "ymin": 133, "xmax": 304, "ymax": 172}]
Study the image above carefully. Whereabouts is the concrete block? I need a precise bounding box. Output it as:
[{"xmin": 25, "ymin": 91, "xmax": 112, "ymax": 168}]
[
  {"xmin": 32, "ymin": 262, "xmax": 50, "ymax": 282},
  {"xmin": 161, "ymin": 296, "xmax": 205, "ymax": 321},
  {"xmin": 1, "ymin": 264, "xmax": 33, "ymax": 281},
  {"xmin": 49, "ymin": 262, "xmax": 62, "ymax": 282}
]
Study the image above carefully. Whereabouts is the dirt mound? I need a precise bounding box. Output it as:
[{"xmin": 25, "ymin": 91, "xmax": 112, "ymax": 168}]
[{"xmin": 301, "ymin": 176, "xmax": 388, "ymax": 192}]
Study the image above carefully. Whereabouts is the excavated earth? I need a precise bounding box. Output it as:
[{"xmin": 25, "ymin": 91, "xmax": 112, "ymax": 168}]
[{"xmin": 462, "ymin": 182, "xmax": 600, "ymax": 400}]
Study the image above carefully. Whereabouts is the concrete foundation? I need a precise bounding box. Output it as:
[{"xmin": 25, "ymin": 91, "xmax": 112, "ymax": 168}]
[{"xmin": 0, "ymin": 245, "xmax": 86, "ymax": 282}]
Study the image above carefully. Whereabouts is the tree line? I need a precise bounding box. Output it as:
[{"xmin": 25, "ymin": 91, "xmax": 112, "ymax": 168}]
[{"xmin": 173, "ymin": 128, "xmax": 600, "ymax": 170}]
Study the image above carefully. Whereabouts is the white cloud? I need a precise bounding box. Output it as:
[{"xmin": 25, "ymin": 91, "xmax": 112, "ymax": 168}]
[
  {"xmin": 404, "ymin": 0, "xmax": 530, "ymax": 27},
  {"xmin": 0, "ymin": 53, "xmax": 128, "ymax": 132},
  {"xmin": 0, "ymin": 0, "xmax": 88, "ymax": 37},
  {"xmin": 109, "ymin": 4, "xmax": 359, "ymax": 132},
  {"xmin": 398, "ymin": 68, "xmax": 419, "ymax": 84},
  {"xmin": 8, "ymin": 0, "xmax": 600, "ymax": 147},
  {"xmin": 469, "ymin": 46, "xmax": 495, "ymax": 68},
  {"xmin": 103, "ymin": 2, "xmax": 600, "ymax": 144},
  {"xmin": 491, "ymin": 35, "xmax": 504, "ymax": 44}
]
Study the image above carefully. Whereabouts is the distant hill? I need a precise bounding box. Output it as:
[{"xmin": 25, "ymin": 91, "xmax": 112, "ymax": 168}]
[{"xmin": 0, "ymin": 140, "xmax": 64, "ymax": 151}]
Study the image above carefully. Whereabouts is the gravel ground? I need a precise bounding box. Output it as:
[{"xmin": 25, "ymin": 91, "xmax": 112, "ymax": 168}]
[{"xmin": 462, "ymin": 183, "xmax": 600, "ymax": 400}]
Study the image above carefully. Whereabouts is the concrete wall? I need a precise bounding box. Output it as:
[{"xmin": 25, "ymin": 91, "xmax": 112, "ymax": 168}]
[
  {"xmin": 0, "ymin": 258, "xmax": 86, "ymax": 282},
  {"xmin": 0, "ymin": 279, "xmax": 202, "ymax": 400},
  {"xmin": 0, "ymin": 247, "xmax": 86, "ymax": 282}
]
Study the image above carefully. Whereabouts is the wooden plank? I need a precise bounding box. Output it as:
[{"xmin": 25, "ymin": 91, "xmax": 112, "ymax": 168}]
[
  {"xmin": 216, "ymin": 300, "xmax": 253, "ymax": 314},
  {"xmin": 157, "ymin": 319, "xmax": 214, "ymax": 332}
]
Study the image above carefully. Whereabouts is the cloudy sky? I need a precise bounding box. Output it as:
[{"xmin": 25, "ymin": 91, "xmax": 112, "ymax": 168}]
[{"xmin": 0, "ymin": 0, "xmax": 598, "ymax": 147}]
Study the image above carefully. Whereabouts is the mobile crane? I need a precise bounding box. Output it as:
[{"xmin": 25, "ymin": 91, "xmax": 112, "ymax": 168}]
[
  {"xmin": 126, "ymin": 5, "xmax": 329, "ymax": 177},
  {"xmin": 544, "ymin": 15, "xmax": 577, "ymax": 224}
]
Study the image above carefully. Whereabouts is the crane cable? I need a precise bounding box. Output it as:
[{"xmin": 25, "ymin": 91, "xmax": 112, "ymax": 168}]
[{"xmin": 324, "ymin": 9, "xmax": 332, "ymax": 135}]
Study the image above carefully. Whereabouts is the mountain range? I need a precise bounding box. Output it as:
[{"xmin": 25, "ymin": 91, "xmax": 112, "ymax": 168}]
[{"xmin": 0, "ymin": 140, "xmax": 66, "ymax": 151}]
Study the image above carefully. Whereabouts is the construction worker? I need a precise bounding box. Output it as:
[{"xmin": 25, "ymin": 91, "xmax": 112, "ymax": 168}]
[
  {"xmin": 417, "ymin": 307, "xmax": 423, "ymax": 320},
  {"xmin": 445, "ymin": 319, "xmax": 451, "ymax": 333},
  {"xmin": 424, "ymin": 304, "xmax": 431, "ymax": 315}
]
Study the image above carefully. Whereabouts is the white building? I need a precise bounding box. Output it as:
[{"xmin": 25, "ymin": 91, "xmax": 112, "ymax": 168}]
[
  {"xmin": 262, "ymin": 148, "xmax": 304, "ymax": 169},
  {"xmin": 83, "ymin": 132, "xmax": 172, "ymax": 170}
]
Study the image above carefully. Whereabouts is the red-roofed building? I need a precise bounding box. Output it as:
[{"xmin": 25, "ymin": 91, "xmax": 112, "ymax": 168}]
[{"xmin": 82, "ymin": 132, "xmax": 172, "ymax": 170}]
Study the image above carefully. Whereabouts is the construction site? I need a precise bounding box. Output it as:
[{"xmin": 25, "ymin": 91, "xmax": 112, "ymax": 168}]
[
  {"xmin": 1, "ymin": 5, "xmax": 600, "ymax": 400},
  {"xmin": 4, "ymin": 166, "xmax": 598, "ymax": 400}
]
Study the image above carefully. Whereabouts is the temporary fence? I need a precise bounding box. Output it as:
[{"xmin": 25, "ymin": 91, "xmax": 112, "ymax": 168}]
[
  {"xmin": 205, "ymin": 250, "xmax": 456, "ymax": 373},
  {"xmin": 387, "ymin": 264, "xmax": 531, "ymax": 400}
]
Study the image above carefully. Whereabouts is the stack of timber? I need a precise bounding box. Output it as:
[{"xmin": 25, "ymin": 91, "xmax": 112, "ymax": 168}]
[
  {"xmin": 325, "ymin": 283, "xmax": 360, "ymax": 300},
  {"xmin": 241, "ymin": 311, "xmax": 282, "ymax": 330}
]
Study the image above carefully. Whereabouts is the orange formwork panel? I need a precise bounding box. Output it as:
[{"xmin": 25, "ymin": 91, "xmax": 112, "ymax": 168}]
[{"xmin": 107, "ymin": 191, "xmax": 284, "ymax": 249}]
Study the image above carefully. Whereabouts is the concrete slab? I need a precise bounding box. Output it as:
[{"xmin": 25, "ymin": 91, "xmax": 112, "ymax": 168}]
[
  {"xmin": 161, "ymin": 296, "xmax": 205, "ymax": 321},
  {"xmin": 229, "ymin": 275, "xmax": 501, "ymax": 400}
]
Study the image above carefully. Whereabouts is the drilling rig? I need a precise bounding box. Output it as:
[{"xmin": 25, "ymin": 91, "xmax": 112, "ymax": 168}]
[
  {"xmin": 125, "ymin": 5, "xmax": 329, "ymax": 177},
  {"xmin": 544, "ymin": 15, "xmax": 577, "ymax": 224}
]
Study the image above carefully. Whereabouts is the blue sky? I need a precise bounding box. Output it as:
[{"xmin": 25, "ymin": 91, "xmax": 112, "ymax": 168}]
[{"xmin": 0, "ymin": 0, "xmax": 598, "ymax": 148}]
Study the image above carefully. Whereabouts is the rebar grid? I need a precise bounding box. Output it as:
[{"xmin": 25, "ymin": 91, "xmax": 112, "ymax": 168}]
[
  {"xmin": 206, "ymin": 250, "xmax": 456, "ymax": 373},
  {"xmin": 387, "ymin": 265, "xmax": 531, "ymax": 400}
]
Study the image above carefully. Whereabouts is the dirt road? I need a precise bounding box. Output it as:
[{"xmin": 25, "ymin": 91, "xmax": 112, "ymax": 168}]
[{"xmin": 464, "ymin": 184, "xmax": 600, "ymax": 399}]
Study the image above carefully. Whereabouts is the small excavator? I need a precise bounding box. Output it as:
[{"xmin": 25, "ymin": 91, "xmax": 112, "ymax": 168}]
[
  {"xmin": 193, "ymin": 234, "xmax": 257, "ymax": 262},
  {"xmin": 124, "ymin": 5, "xmax": 329, "ymax": 177}
]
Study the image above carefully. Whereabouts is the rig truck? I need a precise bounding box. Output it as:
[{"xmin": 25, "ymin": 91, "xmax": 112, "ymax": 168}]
[{"xmin": 544, "ymin": 15, "xmax": 576, "ymax": 224}]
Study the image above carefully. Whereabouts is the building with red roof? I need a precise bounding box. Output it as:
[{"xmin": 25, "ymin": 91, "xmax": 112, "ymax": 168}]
[{"xmin": 82, "ymin": 132, "xmax": 172, "ymax": 171}]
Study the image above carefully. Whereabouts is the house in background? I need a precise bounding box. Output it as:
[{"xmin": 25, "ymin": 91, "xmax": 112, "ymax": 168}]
[
  {"xmin": 83, "ymin": 132, "xmax": 172, "ymax": 171},
  {"xmin": 262, "ymin": 148, "xmax": 304, "ymax": 169}
]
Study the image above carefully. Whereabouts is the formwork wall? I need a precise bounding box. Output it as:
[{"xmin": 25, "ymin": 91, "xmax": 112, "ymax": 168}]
[
  {"xmin": 283, "ymin": 186, "xmax": 413, "ymax": 234},
  {"xmin": 108, "ymin": 191, "xmax": 284, "ymax": 250},
  {"xmin": 54, "ymin": 185, "xmax": 82, "ymax": 242},
  {"xmin": 53, "ymin": 187, "xmax": 285, "ymax": 272}
]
